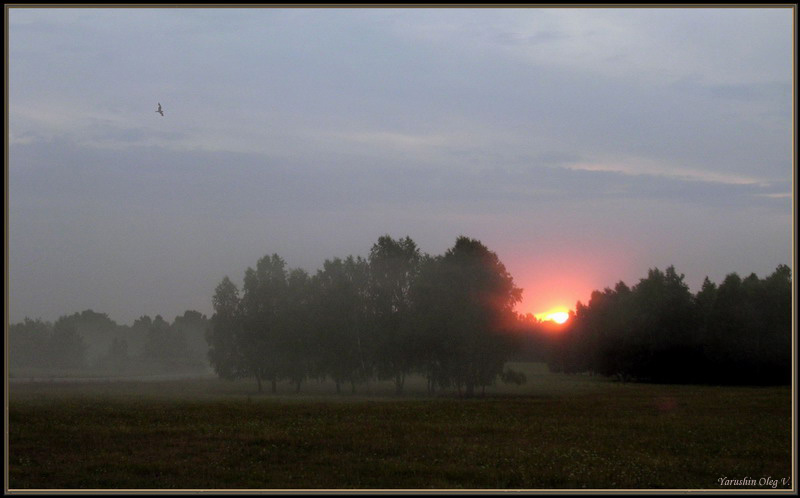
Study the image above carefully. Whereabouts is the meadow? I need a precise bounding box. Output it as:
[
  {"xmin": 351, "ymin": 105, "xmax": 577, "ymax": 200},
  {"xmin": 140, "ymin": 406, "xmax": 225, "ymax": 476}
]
[{"xmin": 7, "ymin": 363, "xmax": 793, "ymax": 491}]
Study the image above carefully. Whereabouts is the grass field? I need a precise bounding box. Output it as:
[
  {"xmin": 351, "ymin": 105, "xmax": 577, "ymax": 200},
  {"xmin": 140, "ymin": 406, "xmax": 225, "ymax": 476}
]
[{"xmin": 7, "ymin": 363, "xmax": 793, "ymax": 491}]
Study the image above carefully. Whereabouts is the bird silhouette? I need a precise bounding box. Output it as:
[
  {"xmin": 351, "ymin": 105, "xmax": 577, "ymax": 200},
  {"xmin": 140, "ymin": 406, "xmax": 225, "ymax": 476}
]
[{"xmin": 156, "ymin": 103, "xmax": 164, "ymax": 116}]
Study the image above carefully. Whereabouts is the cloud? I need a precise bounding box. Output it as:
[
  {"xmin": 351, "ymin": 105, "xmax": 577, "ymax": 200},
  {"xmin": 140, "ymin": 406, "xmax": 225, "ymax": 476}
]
[
  {"xmin": 8, "ymin": 136, "xmax": 790, "ymax": 324},
  {"xmin": 7, "ymin": 8, "xmax": 792, "ymax": 323},
  {"xmin": 402, "ymin": 9, "xmax": 792, "ymax": 87},
  {"xmin": 10, "ymin": 8, "xmax": 791, "ymax": 180},
  {"xmin": 331, "ymin": 130, "xmax": 452, "ymax": 150},
  {"xmin": 561, "ymin": 157, "xmax": 768, "ymax": 186}
]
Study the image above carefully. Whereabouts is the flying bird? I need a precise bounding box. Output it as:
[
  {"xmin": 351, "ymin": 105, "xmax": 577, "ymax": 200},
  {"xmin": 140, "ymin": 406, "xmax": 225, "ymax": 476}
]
[{"xmin": 156, "ymin": 103, "xmax": 164, "ymax": 116}]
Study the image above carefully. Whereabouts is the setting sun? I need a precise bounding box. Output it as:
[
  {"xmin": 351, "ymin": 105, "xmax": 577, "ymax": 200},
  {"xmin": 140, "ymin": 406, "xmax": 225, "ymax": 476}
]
[{"xmin": 534, "ymin": 308, "xmax": 571, "ymax": 325}]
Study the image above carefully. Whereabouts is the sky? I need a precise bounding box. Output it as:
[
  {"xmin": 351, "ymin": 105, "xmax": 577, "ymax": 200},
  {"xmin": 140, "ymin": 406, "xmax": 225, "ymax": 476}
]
[{"xmin": 7, "ymin": 7, "xmax": 794, "ymax": 326}]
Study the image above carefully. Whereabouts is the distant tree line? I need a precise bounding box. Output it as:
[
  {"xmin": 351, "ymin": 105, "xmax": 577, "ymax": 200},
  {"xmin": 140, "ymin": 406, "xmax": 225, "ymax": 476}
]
[
  {"xmin": 9, "ymin": 309, "xmax": 210, "ymax": 375},
  {"xmin": 547, "ymin": 265, "xmax": 791, "ymax": 385},
  {"xmin": 10, "ymin": 238, "xmax": 791, "ymax": 389},
  {"xmin": 207, "ymin": 235, "xmax": 527, "ymax": 396}
]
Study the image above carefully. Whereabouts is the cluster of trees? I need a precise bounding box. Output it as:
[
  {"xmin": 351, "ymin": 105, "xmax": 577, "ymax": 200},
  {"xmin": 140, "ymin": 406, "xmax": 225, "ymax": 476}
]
[
  {"xmin": 548, "ymin": 265, "xmax": 791, "ymax": 385},
  {"xmin": 207, "ymin": 235, "xmax": 527, "ymax": 396},
  {"xmin": 10, "ymin": 238, "xmax": 791, "ymax": 390},
  {"xmin": 9, "ymin": 309, "xmax": 210, "ymax": 375}
]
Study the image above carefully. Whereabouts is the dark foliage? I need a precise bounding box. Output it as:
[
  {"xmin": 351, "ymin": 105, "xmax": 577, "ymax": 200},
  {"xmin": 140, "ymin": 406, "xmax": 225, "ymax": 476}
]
[
  {"xmin": 547, "ymin": 265, "xmax": 791, "ymax": 385},
  {"xmin": 10, "ymin": 238, "xmax": 790, "ymax": 389},
  {"xmin": 207, "ymin": 235, "xmax": 525, "ymax": 395},
  {"xmin": 10, "ymin": 309, "xmax": 210, "ymax": 375}
]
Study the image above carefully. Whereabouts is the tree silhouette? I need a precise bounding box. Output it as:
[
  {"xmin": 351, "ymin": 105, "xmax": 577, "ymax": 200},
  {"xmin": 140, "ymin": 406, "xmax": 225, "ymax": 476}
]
[
  {"xmin": 430, "ymin": 237, "xmax": 522, "ymax": 396},
  {"xmin": 313, "ymin": 256, "xmax": 371, "ymax": 394},
  {"xmin": 283, "ymin": 268, "xmax": 314, "ymax": 393},
  {"xmin": 368, "ymin": 235, "xmax": 421, "ymax": 394},
  {"xmin": 50, "ymin": 318, "xmax": 87, "ymax": 370},
  {"xmin": 9, "ymin": 318, "xmax": 52, "ymax": 370},
  {"xmin": 239, "ymin": 254, "xmax": 289, "ymax": 393},
  {"xmin": 549, "ymin": 265, "xmax": 791, "ymax": 385},
  {"xmin": 208, "ymin": 276, "xmax": 246, "ymax": 383}
]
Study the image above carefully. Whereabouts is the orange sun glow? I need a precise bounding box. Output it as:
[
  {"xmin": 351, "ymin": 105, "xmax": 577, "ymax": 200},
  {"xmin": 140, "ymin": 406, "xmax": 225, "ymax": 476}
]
[{"xmin": 535, "ymin": 309, "xmax": 571, "ymax": 324}]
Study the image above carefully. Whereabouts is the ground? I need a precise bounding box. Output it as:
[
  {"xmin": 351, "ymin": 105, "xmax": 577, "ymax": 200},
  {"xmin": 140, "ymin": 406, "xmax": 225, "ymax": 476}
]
[{"xmin": 7, "ymin": 363, "xmax": 793, "ymax": 490}]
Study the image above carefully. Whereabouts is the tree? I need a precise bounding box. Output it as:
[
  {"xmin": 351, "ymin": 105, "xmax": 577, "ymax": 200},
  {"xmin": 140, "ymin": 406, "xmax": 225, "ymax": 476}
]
[
  {"xmin": 171, "ymin": 310, "xmax": 210, "ymax": 370},
  {"xmin": 142, "ymin": 315, "xmax": 184, "ymax": 367},
  {"xmin": 368, "ymin": 235, "xmax": 421, "ymax": 394},
  {"xmin": 409, "ymin": 254, "xmax": 452, "ymax": 393},
  {"xmin": 208, "ymin": 276, "xmax": 246, "ymax": 382},
  {"xmin": 627, "ymin": 266, "xmax": 700, "ymax": 382},
  {"xmin": 419, "ymin": 236, "xmax": 522, "ymax": 397},
  {"xmin": 50, "ymin": 317, "xmax": 87, "ymax": 370},
  {"xmin": 549, "ymin": 264, "xmax": 790, "ymax": 386},
  {"xmin": 239, "ymin": 254, "xmax": 289, "ymax": 393},
  {"xmin": 128, "ymin": 315, "xmax": 153, "ymax": 358},
  {"xmin": 53, "ymin": 310, "xmax": 119, "ymax": 365},
  {"xmin": 704, "ymin": 266, "xmax": 791, "ymax": 385},
  {"xmin": 96, "ymin": 336, "xmax": 131, "ymax": 372},
  {"xmin": 283, "ymin": 268, "xmax": 314, "ymax": 393},
  {"xmin": 757, "ymin": 264, "xmax": 791, "ymax": 384},
  {"xmin": 9, "ymin": 318, "xmax": 53, "ymax": 371},
  {"xmin": 706, "ymin": 272, "xmax": 750, "ymax": 383},
  {"xmin": 313, "ymin": 256, "xmax": 372, "ymax": 393},
  {"xmin": 561, "ymin": 283, "xmax": 633, "ymax": 378}
]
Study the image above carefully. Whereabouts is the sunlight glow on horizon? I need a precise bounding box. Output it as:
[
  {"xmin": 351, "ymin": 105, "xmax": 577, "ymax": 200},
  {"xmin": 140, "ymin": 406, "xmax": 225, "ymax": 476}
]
[
  {"xmin": 503, "ymin": 243, "xmax": 633, "ymax": 331},
  {"xmin": 534, "ymin": 307, "xmax": 572, "ymax": 324}
]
